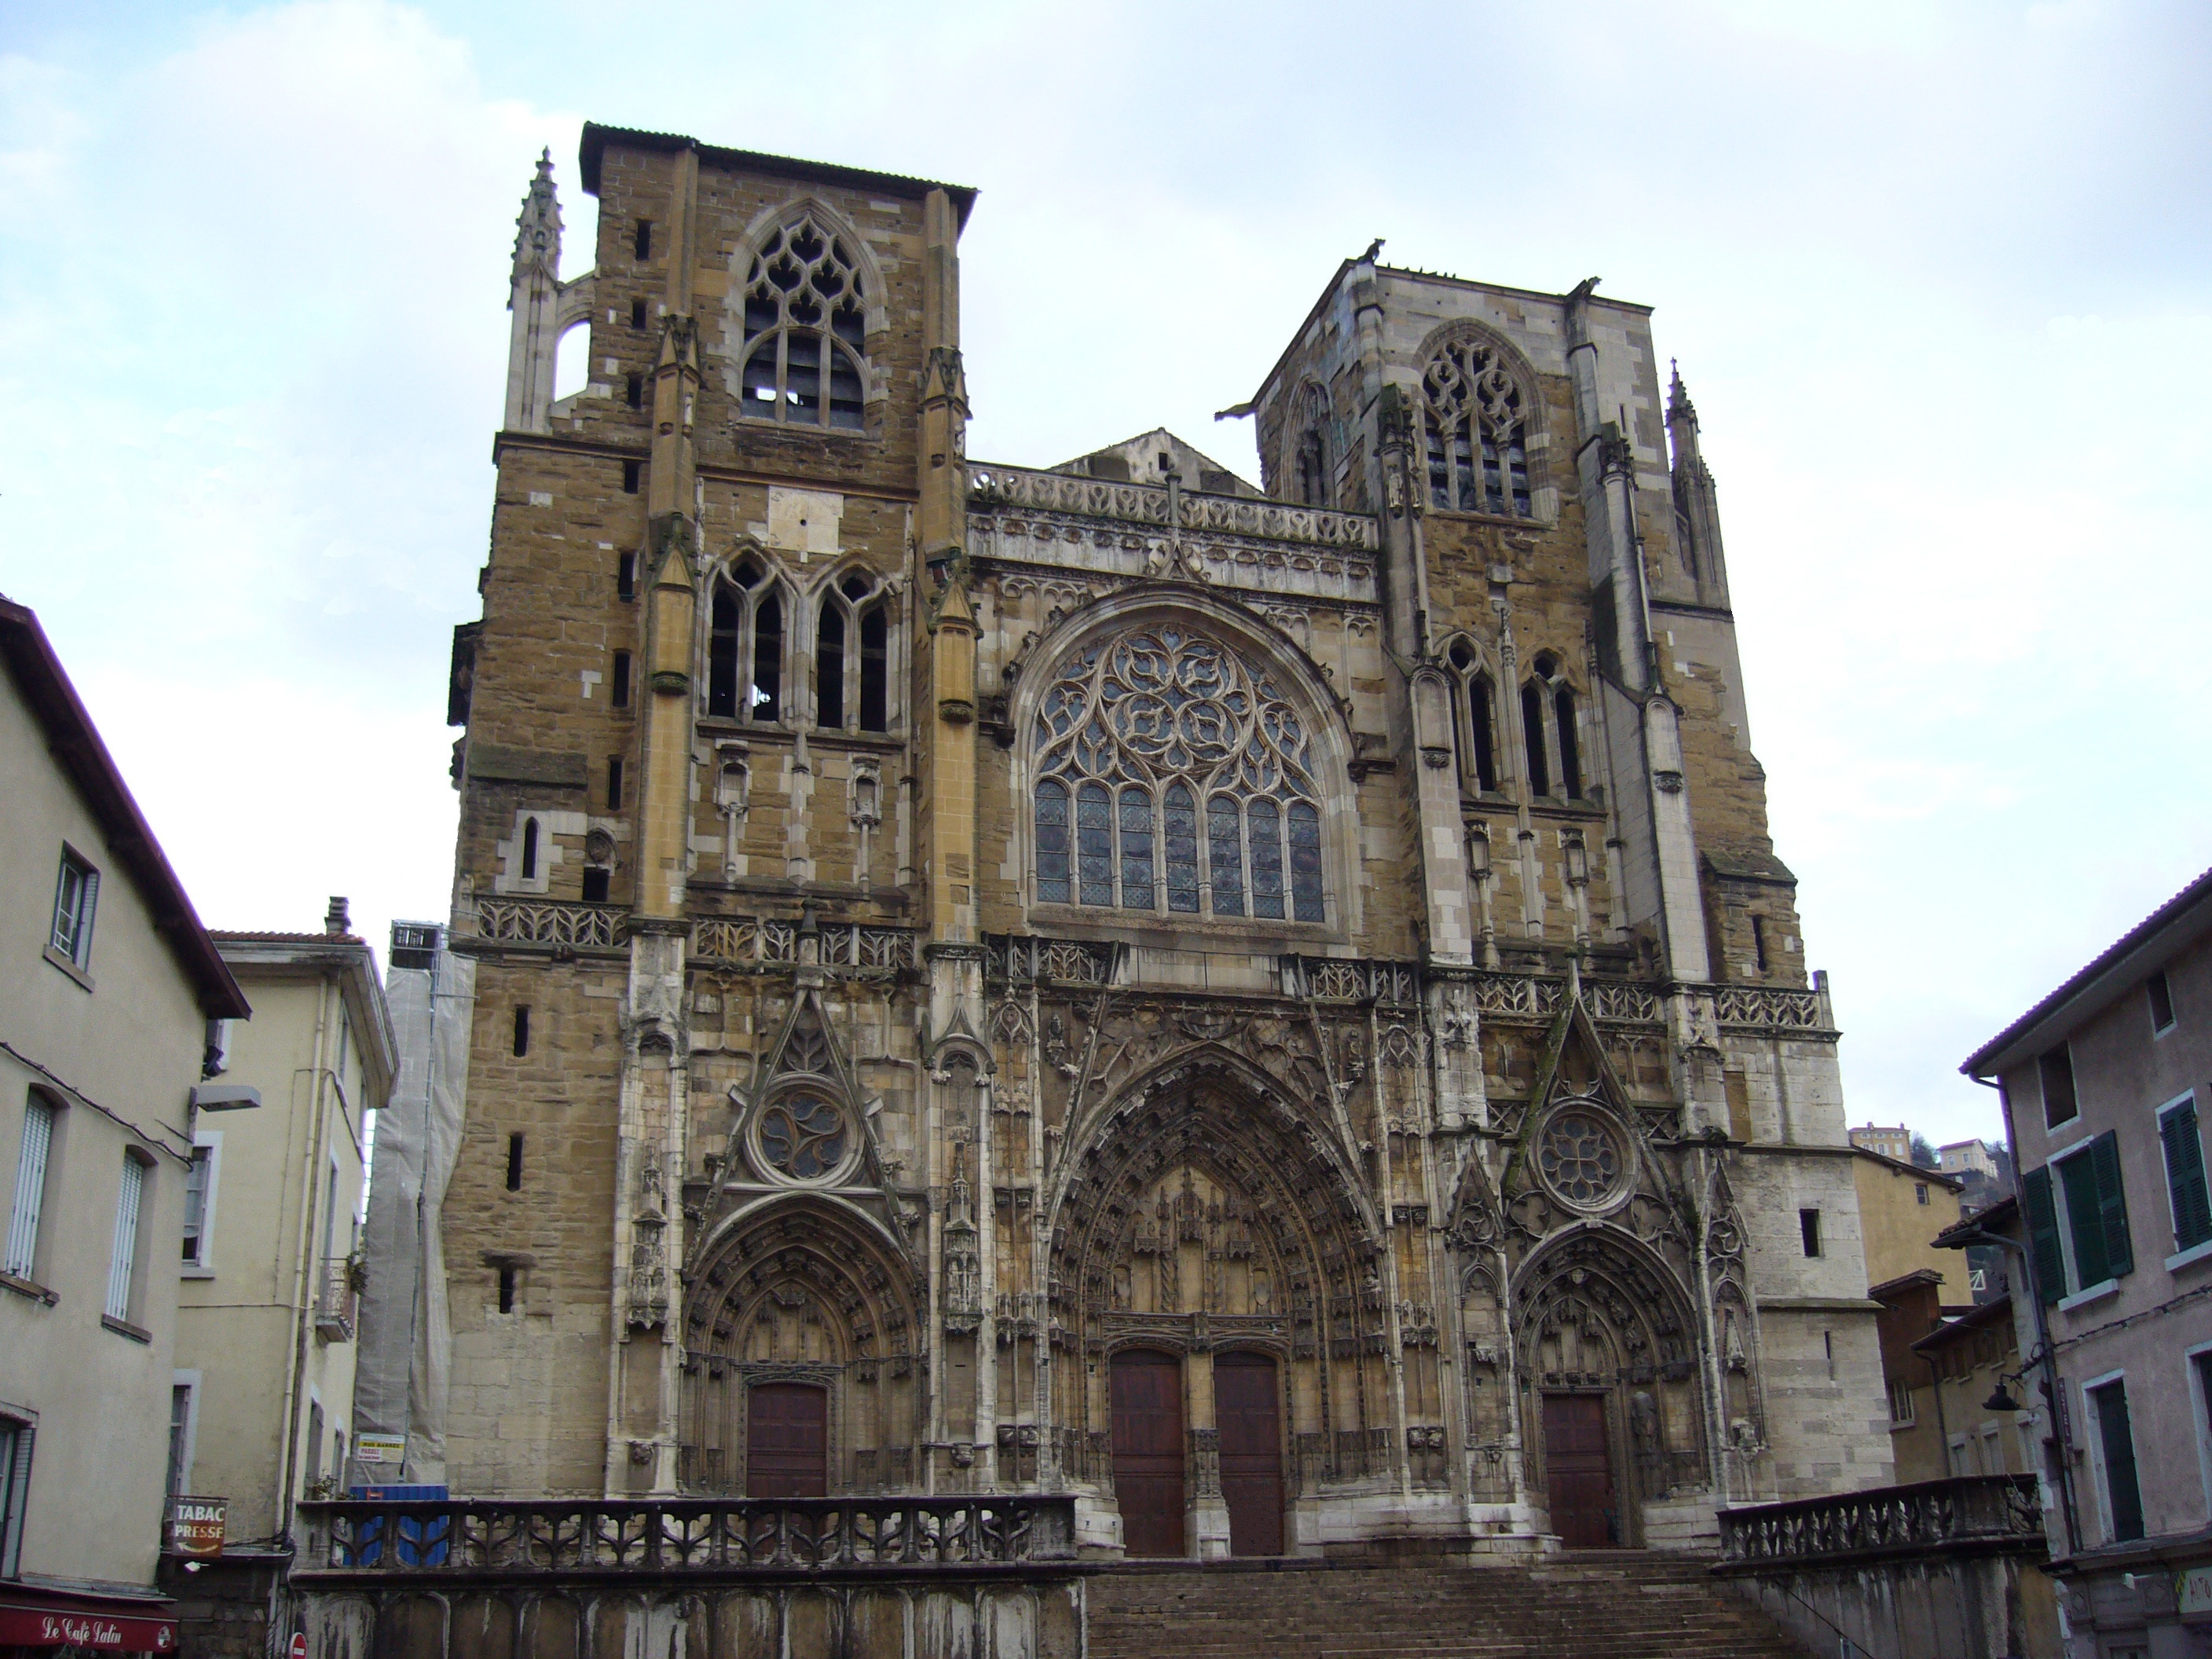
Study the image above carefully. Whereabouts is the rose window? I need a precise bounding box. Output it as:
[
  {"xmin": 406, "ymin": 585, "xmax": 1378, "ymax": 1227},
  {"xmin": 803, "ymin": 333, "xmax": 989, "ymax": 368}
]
[
  {"xmin": 758, "ymin": 1095, "xmax": 848, "ymax": 1182},
  {"xmin": 1536, "ymin": 1108, "xmax": 1625, "ymax": 1209},
  {"xmin": 1031, "ymin": 624, "xmax": 1326, "ymax": 922}
]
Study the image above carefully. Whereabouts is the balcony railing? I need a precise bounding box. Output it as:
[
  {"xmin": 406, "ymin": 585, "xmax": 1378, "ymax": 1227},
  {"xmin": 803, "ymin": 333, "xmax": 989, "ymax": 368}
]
[
  {"xmin": 314, "ymin": 1258, "xmax": 357, "ymax": 1342},
  {"xmin": 1716, "ymin": 1474, "xmax": 2044, "ymax": 1568},
  {"xmin": 296, "ymin": 1496, "xmax": 1078, "ymax": 1577}
]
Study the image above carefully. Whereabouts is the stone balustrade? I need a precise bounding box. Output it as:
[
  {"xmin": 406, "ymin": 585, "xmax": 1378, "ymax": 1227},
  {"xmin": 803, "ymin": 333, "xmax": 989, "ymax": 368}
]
[
  {"xmin": 969, "ymin": 464, "xmax": 1380, "ymax": 553},
  {"xmin": 295, "ymin": 1494, "xmax": 1079, "ymax": 1577},
  {"xmin": 1716, "ymin": 1474, "xmax": 2042, "ymax": 1567}
]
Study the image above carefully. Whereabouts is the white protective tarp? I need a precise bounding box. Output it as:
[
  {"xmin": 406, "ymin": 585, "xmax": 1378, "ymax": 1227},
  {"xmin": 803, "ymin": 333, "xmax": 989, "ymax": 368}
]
[{"xmin": 350, "ymin": 933, "xmax": 473, "ymax": 1486}]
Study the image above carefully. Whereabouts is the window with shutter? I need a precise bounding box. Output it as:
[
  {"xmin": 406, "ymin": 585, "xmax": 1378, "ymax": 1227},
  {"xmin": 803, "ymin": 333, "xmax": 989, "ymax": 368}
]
[
  {"xmin": 5, "ymin": 1097, "xmax": 57, "ymax": 1281},
  {"xmin": 2088, "ymin": 1379, "xmax": 2146, "ymax": 1544},
  {"xmin": 2059, "ymin": 1148, "xmax": 2112, "ymax": 1288},
  {"xmin": 2089, "ymin": 1130, "xmax": 2134, "ymax": 1280},
  {"xmin": 2161, "ymin": 1096, "xmax": 2212, "ymax": 1253},
  {"xmin": 2021, "ymin": 1166, "xmax": 2067, "ymax": 1303},
  {"xmin": 107, "ymin": 1155, "xmax": 145, "ymax": 1321},
  {"xmin": 0, "ymin": 1416, "xmax": 31, "ymax": 1577}
]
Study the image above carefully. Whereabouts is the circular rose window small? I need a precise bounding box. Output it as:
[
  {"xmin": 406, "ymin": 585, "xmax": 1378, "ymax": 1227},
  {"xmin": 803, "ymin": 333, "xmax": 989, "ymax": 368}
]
[
  {"xmin": 1536, "ymin": 1108, "xmax": 1626, "ymax": 1210},
  {"xmin": 758, "ymin": 1095, "xmax": 849, "ymax": 1182}
]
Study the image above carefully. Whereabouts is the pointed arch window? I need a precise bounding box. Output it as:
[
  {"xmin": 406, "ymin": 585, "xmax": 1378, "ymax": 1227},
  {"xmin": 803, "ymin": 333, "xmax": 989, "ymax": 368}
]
[
  {"xmin": 706, "ymin": 558, "xmax": 787, "ymax": 724},
  {"xmin": 1422, "ymin": 337, "xmax": 1533, "ymax": 518},
  {"xmin": 1032, "ymin": 624, "xmax": 1328, "ymax": 924},
  {"xmin": 1446, "ymin": 640, "xmax": 1500, "ymax": 794},
  {"xmin": 740, "ymin": 218, "xmax": 868, "ymax": 430},
  {"xmin": 1522, "ymin": 652, "xmax": 1584, "ymax": 801},
  {"xmin": 1291, "ymin": 382, "xmax": 1331, "ymax": 507},
  {"xmin": 815, "ymin": 572, "xmax": 893, "ymax": 733}
]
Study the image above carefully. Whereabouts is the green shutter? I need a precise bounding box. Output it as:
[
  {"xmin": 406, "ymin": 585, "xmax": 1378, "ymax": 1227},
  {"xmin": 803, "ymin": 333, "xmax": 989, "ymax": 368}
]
[
  {"xmin": 2022, "ymin": 1166, "xmax": 2067, "ymax": 1303},
  {"xmin": 2091, "ymin": 1130, "xmax": 2134, "ymax": 1280},
  {"xmin": 2163, "ymin": 1100, "xmax": 2212, "ymax": 1252},
  {"xmin": 2060, "ymin": 1151, "xmax": 2110, "ymax": 1287}
]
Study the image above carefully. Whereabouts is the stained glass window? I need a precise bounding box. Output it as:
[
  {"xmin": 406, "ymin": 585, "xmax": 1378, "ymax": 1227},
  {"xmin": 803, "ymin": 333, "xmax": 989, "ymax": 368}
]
[{"xmin": 1032, "ymin": 624, "xmax": 1328, "ymax": 922}]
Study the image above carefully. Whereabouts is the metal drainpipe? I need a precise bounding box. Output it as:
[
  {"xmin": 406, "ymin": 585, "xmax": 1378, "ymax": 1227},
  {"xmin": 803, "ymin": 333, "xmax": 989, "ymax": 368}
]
[{"xmin": 1966, "ymin": 1073, "xmax": 2082, "ymax": 1556}]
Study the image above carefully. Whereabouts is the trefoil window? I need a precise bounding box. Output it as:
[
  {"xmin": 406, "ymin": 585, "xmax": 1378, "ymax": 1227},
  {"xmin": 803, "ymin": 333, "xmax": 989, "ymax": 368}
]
[{"xmin": 817, "ymin": 573, "xmax": 892, "ymax": 733}]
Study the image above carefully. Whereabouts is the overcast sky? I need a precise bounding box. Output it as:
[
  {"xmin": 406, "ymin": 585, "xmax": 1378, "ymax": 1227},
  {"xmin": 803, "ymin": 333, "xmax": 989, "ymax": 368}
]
[{"xmin": 2, "ymin": 1, "xmax": 2207, "ymax": 1148}]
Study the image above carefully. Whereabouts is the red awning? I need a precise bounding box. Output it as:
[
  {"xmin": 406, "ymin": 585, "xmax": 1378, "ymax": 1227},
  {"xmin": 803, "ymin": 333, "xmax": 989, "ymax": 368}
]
[{"xmin": 0, "ymin": 1591, "xmax": 178, "ymax": 1653}]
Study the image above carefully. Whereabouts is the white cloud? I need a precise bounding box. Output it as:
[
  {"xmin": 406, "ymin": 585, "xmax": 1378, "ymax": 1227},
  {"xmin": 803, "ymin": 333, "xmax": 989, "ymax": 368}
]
[{"xmin": 1, "ymin": 0, "xmax": 2207, "ymax": 1152}]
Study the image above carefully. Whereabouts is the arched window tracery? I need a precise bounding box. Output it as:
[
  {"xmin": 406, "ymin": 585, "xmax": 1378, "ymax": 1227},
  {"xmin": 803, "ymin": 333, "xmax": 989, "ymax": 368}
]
[
  {"xmin": 739, "ymin": 217, "xmax": 868, "ymax": 431},
  {"xmin": 1446, "ymin": 639, "xmax": 1501, "ymax": 794},
  {"xmin": 816, "ymin": 571, "xmax": 892, "ymax": 733},
  {"xmin": 706, "ymin": 557, "xmax": 787, "ymax": 724},
  {"xmin": 1031, "ymin": 624, "xmax": 1328, "ymax": 923},
  {"xmin": 1421, "ymin": 336, "xmax": 1533, "ymax": 518},
  {"xmin": 1522, "ymin": 651, "xmax": 1584, "ymax": 802}
]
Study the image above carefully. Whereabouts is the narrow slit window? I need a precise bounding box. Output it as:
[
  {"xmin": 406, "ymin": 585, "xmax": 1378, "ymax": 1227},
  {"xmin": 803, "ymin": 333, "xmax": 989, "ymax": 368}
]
[
  {"xmin": 1521, "ymin": 683, "xmax": 1550, "ymax": 796},
  {"xmin": 580, "ymin": 867, "xmax": 610, "ymax": 903},
  {"xmin": 1752, "ymin": 916, "xmax": 1770, "ymax": 976},
  {"xmin": 617, "ymin": 552, "xmax": 636, "ymax": 601},
  {"xmin": 1118, "ymin": 788, "xmax": 1155, "ymax": 911},
  {"xmin": 622, "ymin": 460, "xmax": 641, "ymax": 494},
  {"xmin": 1554, "ymin": 684, "xmax": 1580, "ymax": 797},
  {"xmin": 606, "ymin": 756, "xmax": 624, "ymax": 810},
  {"xmin": 1164, "ymin": 784, "xmax": 1199, "ymax": 913},
  {"xmin": 498, "ymin": 1266, "xmax": 516, "ymax": 1313},
  {"xmin": 512, "ymin": 1005, "xmax": 531, "ymax": 1058},
  {"xmin": 630, "ymin": 298, "xmax": 649, "ymax": 330},
  {"xmin": 708, "ymin": 588, "xmax": 741, "ymax": 718},
  {"xmin": 752, "ymin": 594, "xmax": 782, "ymax": 721},
  {"xmin": 857, "ymin": 605, "xmax": 888, "ymax": 731},
  {"xmin": 1287, "ymin": 801, "xmax": 1324, "ymax": 922},
  {"xmin": 1208, "ymin": 796, "xmax": 1246, "ymax": 917},
  {"xmin": 634, "ymin": 219, "xmax": 653, "ymax": 260},
  {"xmin": 506, "ymin": 1134, "xmax": 524, "ymax": 1192},
  {"xmin": 817, "ymin": 599, "xmax": 846, "ymax": 729},
  {"xmin": 1034, "ymin": 780, "xmax": 1071, "ymax": 904},
  {"xmin": 611, "ymin": 650, "xmax": 632, "ymax": 709},
  {"xmin": 1800, "ymin": 1207, "xmax": 1822, "ymax": 1258},
  {"xmin": 1075, "ymin": 782, "xmax": 1114, "ymax": 907},
  {"xmin": 520, "ymin": 819, "xmax": 539, "ymax": 879},
  {"xmin": 1469, "ymin": 676, "xmax": 1498, "ymax": 793},
  {"xmin": 625, "ymin": 373, "xmax": 643, "ymax": 410}
]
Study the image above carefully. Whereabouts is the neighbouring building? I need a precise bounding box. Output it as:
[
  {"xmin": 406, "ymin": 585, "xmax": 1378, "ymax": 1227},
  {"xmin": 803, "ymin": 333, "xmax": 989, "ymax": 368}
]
[
  {"xmin": 159, "ymin": 901, "xmax": 396, "ymax": 1655},
  {"xmin": 0, "ymin": 595, "xmax": 251, "ymax": 1655},
  {"xmin": 400, "ymin": 123, "xmax": 1895, "ymax": 1580},
  {"xmin": 1870, "ymin": 1269, "xmax": 2031, "ymax": 1485},
  {"xmin": 1848, "ymin": 1122, "xmax": 1914, "ymax": 1164},
  {"xmin": 1964, "ymin": 866, "xmax": 2212, "ymax": 1657},
  {"xmin": 1852, "ymin": 1145, "xmax": 1968, "ymax": 1291}
]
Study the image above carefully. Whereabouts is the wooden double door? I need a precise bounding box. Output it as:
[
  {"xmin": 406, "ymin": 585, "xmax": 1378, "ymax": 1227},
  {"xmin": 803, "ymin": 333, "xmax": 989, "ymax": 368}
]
[
  {"xmin": 1111, "ymin": 1350, "xmax": 1283, "ymax": 1558},
  {"xmin": 745, "ymin": 1382, "xmax": 829, "ymax": 1497},
  {"xmin": 1541, "ymin": 1393, "xmax": 1619, "ymax": 1547}
]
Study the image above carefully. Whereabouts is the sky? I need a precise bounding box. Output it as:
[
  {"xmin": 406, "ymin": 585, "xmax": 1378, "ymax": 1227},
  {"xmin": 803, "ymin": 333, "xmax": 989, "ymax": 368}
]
[{"xmin": 1, "ymin": 1, "xmax": 2207, "ymax": 1150}]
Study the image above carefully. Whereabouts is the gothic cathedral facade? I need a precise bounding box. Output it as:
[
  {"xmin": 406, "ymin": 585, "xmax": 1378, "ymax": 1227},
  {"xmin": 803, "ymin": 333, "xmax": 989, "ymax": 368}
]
[{"xmin": 437, "ymin": 124, "xmax": 1889, "ymax": 1555}]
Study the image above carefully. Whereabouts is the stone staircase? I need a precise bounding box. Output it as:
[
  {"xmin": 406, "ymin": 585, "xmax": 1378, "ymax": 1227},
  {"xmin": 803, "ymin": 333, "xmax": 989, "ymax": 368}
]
[{"xmin": 1086, "ymin": 1552, "xmax": 1814, "ymax": 1658}]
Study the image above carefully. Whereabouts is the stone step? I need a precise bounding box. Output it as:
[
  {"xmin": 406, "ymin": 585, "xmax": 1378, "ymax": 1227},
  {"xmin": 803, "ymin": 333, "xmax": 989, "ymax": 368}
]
[{"xmin": 1085, "ymin": 1558, "xmax": 1812, "ymax": 1659}]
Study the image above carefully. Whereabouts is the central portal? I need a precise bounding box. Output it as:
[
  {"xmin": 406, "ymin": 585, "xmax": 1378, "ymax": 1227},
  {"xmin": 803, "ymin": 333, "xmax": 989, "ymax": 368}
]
[
  {"xmin": 1541, "ymin": 1393, "xmax": 1617, "ymax": 1547},
  {"xmin": 745, "ymin": 1382, "xmax": 828, "ymax": 1498},
  {"xmin": 1214, "ymin": 1352, "xmax": 1283, "ymax": 1556},
  {"xmin": 1111, "ymin": 1350, "xmax": 1186, "ymax": 1557}
]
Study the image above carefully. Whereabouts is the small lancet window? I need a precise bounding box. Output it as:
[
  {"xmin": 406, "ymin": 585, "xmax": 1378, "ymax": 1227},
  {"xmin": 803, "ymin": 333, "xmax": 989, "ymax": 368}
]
[
  {"xmin": 519, "ymin": 818, "xmax": 539, "ymax": 879},
  {"xmin": 1448, "ymin": 642, "xmax": 1500, "ymax": 794},
  {"xmin": 1555, "ymin": 683, "xmax": 1581, "ymax": 799},
  {"xmin": 706, "ymin": 559, "xmax": 786, "ymax": 724},
  {"xmin": 739, "ymin": 218, "xmax": 868, "ymax": 431},
  {"xmin": 1421, "ymin": 335, "xmax": 1535, "ymax": 518},
  {"xmin": 1520, "ymin": 683, "xmax": 1550, "ymax": 797},
  {"xmin": 817, "ymin": 599, "xmax": 845, "ymax": 728},
  {"xmin": 858, "ymin": 603, "xmax": 888, "ymax": 732}
]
